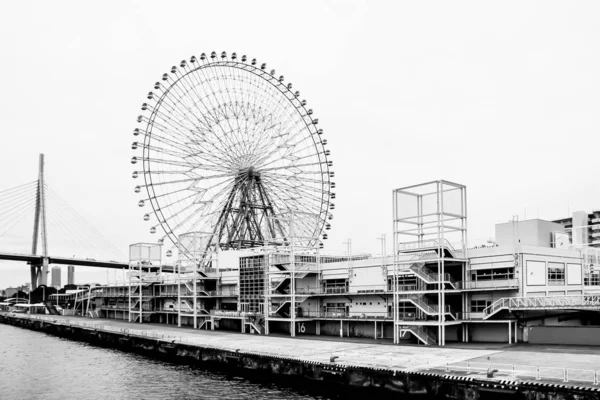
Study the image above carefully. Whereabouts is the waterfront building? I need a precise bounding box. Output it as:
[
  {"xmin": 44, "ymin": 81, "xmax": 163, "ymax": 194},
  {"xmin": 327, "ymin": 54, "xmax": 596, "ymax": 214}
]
[
  {"xmin": 67, "ymin": 266, "xmax": 75, "ymax": 285},
  {"xmin": 4, "ymin": 284, "xmax": 30, "ymax": 298},
  {"xmin": 553, "ymin": 210, "xmax": 600, "ymax": 248},
  {"xmin": 51, "ymin": 266, "xmax": 61, "ymax": 289},
  {"xmin": 85, "ymin": 181, "xmax": 600, "ymax": 346}
]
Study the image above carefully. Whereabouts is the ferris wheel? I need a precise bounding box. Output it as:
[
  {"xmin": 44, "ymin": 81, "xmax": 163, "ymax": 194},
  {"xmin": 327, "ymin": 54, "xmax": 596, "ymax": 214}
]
[{"xmin": 131, "ymin": 51, "xmax": 335, "ymax": 257}]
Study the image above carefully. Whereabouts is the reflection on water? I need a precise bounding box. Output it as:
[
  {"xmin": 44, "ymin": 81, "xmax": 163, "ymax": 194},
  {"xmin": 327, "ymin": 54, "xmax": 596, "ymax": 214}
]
[{"xmin": 0, "ymin": 324, "xmax": 332, "ymax": 400}]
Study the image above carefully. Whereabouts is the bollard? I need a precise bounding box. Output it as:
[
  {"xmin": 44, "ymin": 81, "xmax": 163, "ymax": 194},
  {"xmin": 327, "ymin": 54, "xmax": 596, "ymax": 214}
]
[
  {"xmin": 467, "ymin": 362, "xmax": 470, "ymax": 373},
  {"xmin": 445, "ymin": 362, "xmax": 449, "ymax": 372},
  {"xmin": 564, "ymin": 368, "xmax": 568, "ymax": 383},
  {"xmin": 536, "ymin": 367, "xmax": 540, "ymax": 380},
  {"xmin": 594, "ymin": 370, "xmax": 598, "ymax": 385},
  {"xmin": 512, "ymin": 365, "xmax": 515, "ymax": 378}
]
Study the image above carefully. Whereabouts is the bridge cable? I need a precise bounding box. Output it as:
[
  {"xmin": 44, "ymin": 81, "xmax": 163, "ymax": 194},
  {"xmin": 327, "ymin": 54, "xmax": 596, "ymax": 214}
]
[
  {"xmin": 45, "ymin": 187, "xmax": 124, "ymax": 258},
  {"xmin": 44, "ymin": 185, "xmax": 126, "ymax": 259}
]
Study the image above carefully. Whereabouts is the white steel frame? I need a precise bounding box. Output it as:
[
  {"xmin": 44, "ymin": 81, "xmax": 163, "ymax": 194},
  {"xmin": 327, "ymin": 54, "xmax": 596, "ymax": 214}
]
[{"xmin": 392, "ymin": 180, "xmax": 467, "ymax": 346}]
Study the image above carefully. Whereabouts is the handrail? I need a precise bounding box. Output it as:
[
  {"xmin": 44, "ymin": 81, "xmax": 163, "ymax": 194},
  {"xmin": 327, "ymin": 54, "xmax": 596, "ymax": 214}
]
[
  {"xmin": 483, "ymin": 295, "xmax": 600, "ymax": 318},
  {"xmin": 459, "ymin": 278, "xmax": 519, "ymax": 290}
]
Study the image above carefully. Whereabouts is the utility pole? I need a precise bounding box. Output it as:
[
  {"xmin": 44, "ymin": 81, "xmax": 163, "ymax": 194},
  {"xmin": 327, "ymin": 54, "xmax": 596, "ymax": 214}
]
[
  {"xmin": 30, "ymin": 154, "xmax": 49, "ymax": 290},
  {"xmin": 376, "ymin": 234, "xmax": 386, "ymax": 264}
]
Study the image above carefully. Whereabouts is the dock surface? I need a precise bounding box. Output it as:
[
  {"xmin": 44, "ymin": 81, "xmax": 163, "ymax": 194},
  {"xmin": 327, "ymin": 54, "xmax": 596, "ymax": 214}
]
[{"xmin": 5, "ymin": 313, "xmax": 600, "ymax": 387}]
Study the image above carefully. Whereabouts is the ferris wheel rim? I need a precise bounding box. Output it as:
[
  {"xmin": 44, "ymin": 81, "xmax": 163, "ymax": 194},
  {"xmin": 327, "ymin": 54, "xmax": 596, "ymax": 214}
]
[{"xmin": 134, "ymin": 52, "xmax": 334, "ymax": 253}]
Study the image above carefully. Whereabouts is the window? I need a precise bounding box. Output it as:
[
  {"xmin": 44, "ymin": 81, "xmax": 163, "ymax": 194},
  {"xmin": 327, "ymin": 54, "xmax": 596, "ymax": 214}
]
[
  {"xmin": 470, "ymin": 299, "xmax": 491, "ymax": 312},
  {"xmin": 548, "ymin": 262, "xmax": 565, "ymax": 286},
  {"xmin": 471, "ymin": 268, "xmax": 514, "ymax": 281}
]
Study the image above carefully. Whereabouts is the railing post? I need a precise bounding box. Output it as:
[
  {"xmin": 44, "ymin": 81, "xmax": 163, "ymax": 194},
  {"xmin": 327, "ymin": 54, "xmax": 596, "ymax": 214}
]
[
  {"xmin": 512, "ymin": 365, "xmax": 515, "ymax": 378},
  {"xmin": 536, "ymin": 367, "xmax": 540, "ymax": 380},
  {"xmin": 467, "ymin": 362, "xmax": 470, "ymax": 373},
  {"xmin": 594, "ymin": 370, "xmax": 598, "ymax": 385},
  {"xmin": 564, "ymin": 368, "xmax": 568, "ymax": 383}
]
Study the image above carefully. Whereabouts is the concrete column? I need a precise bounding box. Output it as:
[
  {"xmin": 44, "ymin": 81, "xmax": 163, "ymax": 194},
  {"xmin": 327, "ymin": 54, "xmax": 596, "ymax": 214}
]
[
  {"xmin": 316, "ymin": 320, "xmax": 320, "ymax": 336},
  {"xmin": 514, "ymin": 320, "xmax": 517, "ymax": 343},
  {"xmin": 508, "ymin": 321, "xmax": 512, "ymax": 344},
  {"xmin": 374, "ymin": 321, "xmax": 377, "ymax": 339},
  {"xmin": 340, "ymin": 320, "xmax": 343, "ymax": 337},
  {"xmin": 211, "ymin": 317, "xmax": 214, "ymax": 330}
]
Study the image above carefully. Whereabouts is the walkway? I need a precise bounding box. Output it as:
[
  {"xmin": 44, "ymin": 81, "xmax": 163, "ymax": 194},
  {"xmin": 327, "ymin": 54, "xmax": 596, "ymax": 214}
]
[{"xmin": 6, "ymin": 313, "xmax": 600, "ymax": 387}]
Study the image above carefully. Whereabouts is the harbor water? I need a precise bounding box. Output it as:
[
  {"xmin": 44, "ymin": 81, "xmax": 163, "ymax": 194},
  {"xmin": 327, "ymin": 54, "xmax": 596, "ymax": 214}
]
[{"xmin": 0, "ymin": 324, "xmax": 332, "ymax": 400}]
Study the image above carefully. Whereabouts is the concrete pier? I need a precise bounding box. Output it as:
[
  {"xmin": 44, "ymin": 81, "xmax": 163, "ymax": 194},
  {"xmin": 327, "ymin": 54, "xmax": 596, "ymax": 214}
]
[{"xmin": 2, "ymin": 312, "xmax": 600, "ymax": 399}]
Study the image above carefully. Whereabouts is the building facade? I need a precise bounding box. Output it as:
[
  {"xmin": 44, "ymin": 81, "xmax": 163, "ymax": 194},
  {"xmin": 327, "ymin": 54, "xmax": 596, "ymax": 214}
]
[
  {"xmin": 80, "ymin": 181, "xmax": 600, "ymax": 346},
  {"xmin": 51, "ymin": 266, "xmax": 61, "ymax": 289},
  {"xmin": 67, "ymin": 266, "xmax": 75, "ymax": 285},
  {"xmin": 553, "ymin": 210, "xmax": 600, "ymax": 248}
]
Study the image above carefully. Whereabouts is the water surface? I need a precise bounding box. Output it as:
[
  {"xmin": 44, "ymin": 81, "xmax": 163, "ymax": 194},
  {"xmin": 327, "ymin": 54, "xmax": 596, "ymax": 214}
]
[{"xmin": 0, "ymin": 324, "xmax": 333, "ymax": 400}]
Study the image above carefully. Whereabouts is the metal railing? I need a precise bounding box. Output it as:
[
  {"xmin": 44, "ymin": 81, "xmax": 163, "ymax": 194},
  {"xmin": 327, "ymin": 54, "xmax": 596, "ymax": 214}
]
[
  {"xmin": 459, "ymin": 279, "xmax": 519, "ymax": 291},
  {"xmin": 445, "ymin": 361, "xmax": 600, "ymax": 385},
  {"xmin": 397, "ymin": 239, "xmax": 457, "ymax": 257},
  {"xmin": 210, "ymin": 310, "xmax": 262, "ymax": 318},
  {"xmin": 290, "ymin": 285, "xmax": 388, "ymax": 296},
  {"xmin": 399, "ymin": 325, "xmax": 437, "ymax": 345},
  {"xmin": 397, "ymin": 294, "xmax": 458, "ymax": 319},
  {"xmin": 483, "ymin": 295, "xmax": 600, "ymax": 318},
  {"xmin": 300, "ymin": 310, "xmax": 392, "ymax": 319}
]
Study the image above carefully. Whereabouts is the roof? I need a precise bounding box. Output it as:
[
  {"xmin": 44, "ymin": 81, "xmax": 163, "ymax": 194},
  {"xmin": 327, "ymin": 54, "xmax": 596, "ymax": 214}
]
[{"xmin": 13, "ymin": 303, "xmax": 45, "ymax": 308}]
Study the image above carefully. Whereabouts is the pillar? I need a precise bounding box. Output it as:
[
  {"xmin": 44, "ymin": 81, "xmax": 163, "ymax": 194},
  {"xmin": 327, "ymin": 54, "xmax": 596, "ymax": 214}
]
[
  {"xmin": 316, "ymin": 320, "xmax": 320, "ymax": 336},
  {"xmin": 374, "ymin": 320, "xmax": 377, "ymax": 339}
]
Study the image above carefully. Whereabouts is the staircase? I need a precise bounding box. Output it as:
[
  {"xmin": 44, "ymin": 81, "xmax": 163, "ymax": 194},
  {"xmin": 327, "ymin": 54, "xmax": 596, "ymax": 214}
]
[
  {"xmin": 409, "ymin": 263, "xmax": 458, "ymax": 289},
  {"xmin": 43, "ymin": 301, "xmax": 59, "ymax": 315},
  {"xmin": 273, "ymin": 300, "xmax": 291, "ymax": 317},
  {"xmin": 246, "ymin": 315, "xmax": 266, "ymax": 334},
  {"xmin": 397, "ymin": 294, "xmax": 457, "ymax": 320},
  {"xmin": 271, "ymin": 296, "xmax": 310, "ymax": 318},
  {"xmin": 271, "ymin": 264, "xmax": 314, "ymax": 294},
  {"xmin": 399, "ymin": 325, "xmax": 437, "ymax": 345}
]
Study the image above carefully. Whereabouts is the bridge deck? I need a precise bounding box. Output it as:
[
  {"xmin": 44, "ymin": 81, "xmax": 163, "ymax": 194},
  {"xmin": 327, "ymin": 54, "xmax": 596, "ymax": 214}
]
[{"xmin": 0, "ymin": 252, "xmax": 176, "ymax": 272}]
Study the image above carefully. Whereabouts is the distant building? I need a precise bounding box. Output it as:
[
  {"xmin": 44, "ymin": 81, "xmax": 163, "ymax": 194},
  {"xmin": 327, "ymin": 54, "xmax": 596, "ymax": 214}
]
[
  {"xmin": 67, "ymin": 266, "xmax": 75, "ymax": 285},
  {"xmin": 553, "ymin": 210, "xmax": 600, "ymax": 248},
  {"xmin": 5, "ymin": 284, "xmax": 30, "ymax": 298},
  {"xmin": 51, "ymin": 266, "xmax": 61, "ymax": 288}
]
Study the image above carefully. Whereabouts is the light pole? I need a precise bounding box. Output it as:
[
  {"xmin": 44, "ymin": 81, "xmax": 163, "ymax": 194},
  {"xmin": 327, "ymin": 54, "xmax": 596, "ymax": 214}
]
[
  {"xmin": 342, "ymin": 238, "xmax": 352, "ymax": 297},
  {"xmin": 342, "ymin": 238, "xmax": 352, "ymax": 260},
  {"xmin": 376, "ymin": 234, "xmax": 386, "ymax": 264}
]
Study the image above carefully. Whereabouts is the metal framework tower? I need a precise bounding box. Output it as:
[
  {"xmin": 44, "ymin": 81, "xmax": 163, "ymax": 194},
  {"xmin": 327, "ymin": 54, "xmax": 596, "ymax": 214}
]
[
  {"xmin": 392, "ymin": 180, "xmax": 467, "ymax": 346},
  {"xmin": 262, "ymin": 211, "xmax": 321, "ymax": 337},
  {"xmin": 128, "ymin": 243, "xmax": 161, "ymax": 323},
  {"xmin": 30, "ymin": 153, "xmax": 49, "ymax": 290}
]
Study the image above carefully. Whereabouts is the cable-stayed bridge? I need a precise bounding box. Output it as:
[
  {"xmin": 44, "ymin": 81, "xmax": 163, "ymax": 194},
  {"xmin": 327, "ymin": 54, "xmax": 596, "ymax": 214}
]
[{"xmin": 0, "ymin": 154, "xmax": 151, "ymax": 289}]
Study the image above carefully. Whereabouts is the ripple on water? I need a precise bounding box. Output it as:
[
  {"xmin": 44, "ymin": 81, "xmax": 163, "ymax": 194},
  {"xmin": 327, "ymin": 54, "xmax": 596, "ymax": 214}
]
[{"xmin": 0, "ymin": 324, "xmax": 331, "ymax": 400}]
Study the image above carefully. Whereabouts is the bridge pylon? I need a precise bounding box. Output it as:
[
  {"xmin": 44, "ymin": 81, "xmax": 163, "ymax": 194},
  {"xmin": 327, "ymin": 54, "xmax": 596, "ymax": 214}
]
[{"xmin": 30, "ymin": 153, "xmax": 49, "ymax": 290}]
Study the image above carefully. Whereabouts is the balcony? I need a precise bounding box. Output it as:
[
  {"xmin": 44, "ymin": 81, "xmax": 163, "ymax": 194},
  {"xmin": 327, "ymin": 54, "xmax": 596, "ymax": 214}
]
[
  {"xmin": 459, "ymin": 279, "xmax": 519, "ymax": 291},
  {"xmin": 300, "ymin": 310, "xmax": 392, "ymax": 320},
  {"xmin": 291, "ymin": 284, "xmax": 388, "ymax": 296}
]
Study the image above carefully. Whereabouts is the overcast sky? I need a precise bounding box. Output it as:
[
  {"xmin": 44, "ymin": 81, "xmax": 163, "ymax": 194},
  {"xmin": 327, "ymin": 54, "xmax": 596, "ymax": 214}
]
[{"xmin": 1, "ymin": 1, "xmax": 599, "ymax": 288}]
